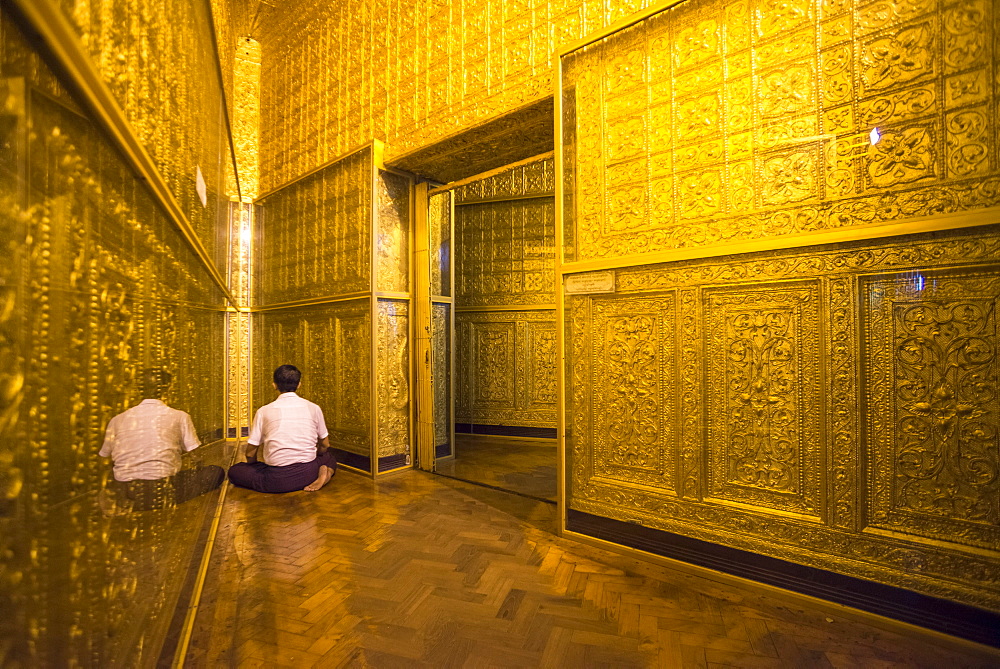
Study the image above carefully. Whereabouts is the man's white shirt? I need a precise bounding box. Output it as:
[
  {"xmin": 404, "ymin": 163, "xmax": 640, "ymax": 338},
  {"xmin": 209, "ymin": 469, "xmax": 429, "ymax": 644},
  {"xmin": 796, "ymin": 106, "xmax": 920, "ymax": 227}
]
[
  {"xmin": 248, "ymin": 392, "xmax": 329, "ymax": 466},
  {"xmin": 99, "ymin": 399, "xmax": 201, "ymax": 481}
]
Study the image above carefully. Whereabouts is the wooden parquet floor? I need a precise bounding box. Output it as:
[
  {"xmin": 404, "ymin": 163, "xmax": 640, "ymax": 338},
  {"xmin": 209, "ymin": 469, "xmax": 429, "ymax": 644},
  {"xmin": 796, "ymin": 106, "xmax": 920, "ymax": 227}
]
[
  {"xmin": 185, "ymin": 469, "xmax": 998, "ymax": 668},
  {"xmin": 436, "ymin": 435, "xmax": 557, "ymax": 502}
]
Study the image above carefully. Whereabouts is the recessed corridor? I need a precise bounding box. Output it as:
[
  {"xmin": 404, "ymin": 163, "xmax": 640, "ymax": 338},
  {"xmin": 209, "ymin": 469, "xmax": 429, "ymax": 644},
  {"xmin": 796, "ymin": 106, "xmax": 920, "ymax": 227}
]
[
  {"xmin": 435, "ymin": 435, "xmax": 558, "ymax": 502},
  {"xmin": 185, "ymin": 470, "xmax": 996, "ymax": 668}
]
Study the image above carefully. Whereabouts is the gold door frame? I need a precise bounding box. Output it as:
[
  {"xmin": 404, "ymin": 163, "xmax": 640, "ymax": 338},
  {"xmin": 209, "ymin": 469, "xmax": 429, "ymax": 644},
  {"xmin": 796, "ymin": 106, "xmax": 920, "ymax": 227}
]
[{"xmin": 413, "ymin": 182, "xmax": 457, "ymax": 472}]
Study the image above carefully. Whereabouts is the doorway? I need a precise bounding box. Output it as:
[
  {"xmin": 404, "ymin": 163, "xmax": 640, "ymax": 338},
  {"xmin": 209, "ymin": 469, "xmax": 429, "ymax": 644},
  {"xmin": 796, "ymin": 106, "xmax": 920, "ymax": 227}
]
[{"xmin": 416, "ymin": 154, "xmax": 558, "ymax": 503}]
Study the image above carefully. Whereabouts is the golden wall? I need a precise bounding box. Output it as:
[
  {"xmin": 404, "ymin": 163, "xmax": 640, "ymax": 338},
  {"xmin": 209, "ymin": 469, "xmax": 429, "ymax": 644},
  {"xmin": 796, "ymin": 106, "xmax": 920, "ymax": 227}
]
[
  {"xmin": 562, "ymin": 0, "xmax": 1000, "ymax": 611},
  {"xmin": 56, "ymin": 0, "xmax": 239, "ymax": 267},
  {"xmin": 1, "ymin": 3, "xmax": 235, "ymax": 663},
  {"xmin": 253, "ymin": 147, "xmax": 413, "ymax": 472},
  {"xmin": 253, "ymin": 300, "xmax": 373, "ymax": 462},
  {"xmin": 256, "ymin": 0, "xmax": 663, "ymax": 192},
  {"xmin": 562, "ymin": 0, "xmax": 1000, "ymax": 265},
  {"xmin": 454, "ymin": 158, "xmax": 557, "ymax": 430},
  {"xmin": 255, "ymin": 149, "xmax": 372, "ymax": 305}
]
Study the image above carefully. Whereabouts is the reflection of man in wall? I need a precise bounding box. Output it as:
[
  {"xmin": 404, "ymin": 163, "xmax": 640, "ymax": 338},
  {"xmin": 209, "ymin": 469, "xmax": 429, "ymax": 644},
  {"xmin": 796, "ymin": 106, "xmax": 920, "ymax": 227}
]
[
  {"xmin": 100, "ymin": 369, "xmax": 225, "ymax": 511},
  {"xmin": 228, "ymin": 364, "xmax": 336, "ymax": 493}
]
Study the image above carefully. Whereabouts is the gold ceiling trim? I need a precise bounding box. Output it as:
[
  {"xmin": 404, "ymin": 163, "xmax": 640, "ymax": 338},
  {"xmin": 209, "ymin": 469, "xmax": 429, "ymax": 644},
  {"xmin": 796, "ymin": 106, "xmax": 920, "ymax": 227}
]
[
  {"xmin": 7, "ymin": 0, "xmax": 239, "ymax": 308},
  {"xmin": 386, "ymin": 98, "xmax": 554, "ymax": 184},
  {"xmin": 455, "ymin": 193, "xmax": 555, "ymax": 207},
  {"xmin": 255, "ymin": 140, "xmax": 385, "ymax": 202},
  {"xmin": 557, "ymin": 0, "xmax": 689, "ymax": 58},
  {"xmin": 558, "ymin": 207, "xmax": 1000, "ymax": 276},
  {"xmin": 251, "ymin": 292, "xmax": 371, "ymax": 312},
  {"xmin": 429, "ymin": 151, "xmax": 555, "ymax": 196}
]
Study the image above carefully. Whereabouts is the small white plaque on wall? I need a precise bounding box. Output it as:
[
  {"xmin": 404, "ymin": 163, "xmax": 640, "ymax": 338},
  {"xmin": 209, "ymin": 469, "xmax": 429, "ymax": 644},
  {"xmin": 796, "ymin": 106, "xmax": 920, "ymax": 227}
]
[{"xmin": 564, "ymin": 271, "xmax": 615, "ymax": 294}]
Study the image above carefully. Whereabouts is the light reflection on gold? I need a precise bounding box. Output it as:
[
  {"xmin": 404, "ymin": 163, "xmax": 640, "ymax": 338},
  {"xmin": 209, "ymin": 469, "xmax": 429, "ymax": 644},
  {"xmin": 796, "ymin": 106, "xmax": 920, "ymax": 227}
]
[
  {"xmin": 4, "ymin": 0, "xmax": 1000, "ymax": 664},
  {"xmin": 1, "ymin": 4, "xmax": 233, "ymax": 663}
]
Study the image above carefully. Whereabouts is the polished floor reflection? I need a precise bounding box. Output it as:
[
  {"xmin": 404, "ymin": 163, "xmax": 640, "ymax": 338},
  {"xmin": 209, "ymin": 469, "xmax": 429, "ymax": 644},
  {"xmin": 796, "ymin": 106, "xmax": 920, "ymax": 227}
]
[
  {"xmin": 435, "ymin": 434, "xmax": 557, "ymax": 502},
  {"xmin": 184, "ymin": 469, "xmax": 997, "ymax": 668}
]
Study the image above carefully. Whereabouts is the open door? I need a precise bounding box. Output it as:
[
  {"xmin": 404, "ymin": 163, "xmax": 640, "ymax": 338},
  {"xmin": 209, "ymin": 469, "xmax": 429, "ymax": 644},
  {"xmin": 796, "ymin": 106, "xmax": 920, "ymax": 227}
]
[{"xmin": 413, "ymin": 183, "xmax": 454, "ymax": 471}]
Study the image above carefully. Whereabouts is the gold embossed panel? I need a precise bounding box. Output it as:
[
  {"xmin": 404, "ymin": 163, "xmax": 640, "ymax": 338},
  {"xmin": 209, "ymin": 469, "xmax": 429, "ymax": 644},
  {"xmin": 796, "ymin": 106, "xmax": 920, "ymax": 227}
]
[
  {"xmin": 705, "ymin": 282, "xmax": 822, "ymax": 517},
  {"xmin": 432, "ymin": 302, "xmax": 452, "ymax": 453},
  {"xmin": 387, "ymin": 98, "xmax": 555, "ymax": 183},
  {"xmin": 453, "ymin": 155, "xmax": 555, "ymax": 204},
  {"xmin": 864, "ymin": 267, "xmax": 1000, "ymax": 549},
  {"xmin": 587, "ymin": 294, "xmax": 676, "ymax": 492},
  {"xmin": 253, "ymin": 300, "xmax": 372, "ymax": 462},
  {"xmin": 255, "ymin": 147, "xmax": 373, "ymax": 305},
  {"xmin": 456, "ymin": 310, "xmax": 557, "ymax": 429},
  {"xmin": 455, "ymin": 197, "xmax": 556, "ymax": 307},
  {"xmin": 569, "ymin": 225, "xmax": 1000, "ymax": 611},
  {"xmin": 257, "ymin": 0, "xmax": 662, "ymax": 192},
  {"xmin": 53, "ymin": 0, "xmax": 238, "ymax": 269},
  {"xmin": 377, "ymin": 171, "xmax": 411, "ymax": 294},
  {"xmin": 561, "ymin": 0, "xmax": 1000, "ymax": 263},
  {"xmin": 429, "ymin": 191, "xmax": 452, "ymax": 297},
  {"xmin": 377, "ymin": 299, "xmax": 410, "ymax": 463}
]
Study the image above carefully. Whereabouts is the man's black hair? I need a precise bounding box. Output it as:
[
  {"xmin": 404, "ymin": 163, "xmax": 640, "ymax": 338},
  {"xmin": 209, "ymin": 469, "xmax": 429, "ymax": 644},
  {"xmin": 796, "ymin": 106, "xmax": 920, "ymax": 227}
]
[
  {"xmin": 274, "ymin": 364, "xmax": 301, "ymax": 392},
  {"xmin": 140, "ymin": 368, "xmax": 172, "ymax": 398}
]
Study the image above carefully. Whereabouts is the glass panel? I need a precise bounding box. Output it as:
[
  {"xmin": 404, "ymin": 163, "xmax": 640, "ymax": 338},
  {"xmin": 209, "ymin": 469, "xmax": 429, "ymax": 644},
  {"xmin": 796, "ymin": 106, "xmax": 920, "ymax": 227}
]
[
  {"xmin": 429, "ymin": 190, "xmax": 451, "ymax": 297},
  {"xmin": 1, "ymin": 11, "xmax": 230, "ymax": 665},
  {"xmin": 431, "ymin": 301, "xmax": 452, "ymax": 459}
]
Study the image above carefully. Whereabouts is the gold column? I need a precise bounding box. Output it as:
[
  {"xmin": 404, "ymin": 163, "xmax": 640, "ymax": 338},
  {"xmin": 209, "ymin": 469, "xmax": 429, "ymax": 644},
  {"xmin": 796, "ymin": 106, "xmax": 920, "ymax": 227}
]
[{"xmin": 227, "ymin": 36, "xmax": 260, "ymax": 437}]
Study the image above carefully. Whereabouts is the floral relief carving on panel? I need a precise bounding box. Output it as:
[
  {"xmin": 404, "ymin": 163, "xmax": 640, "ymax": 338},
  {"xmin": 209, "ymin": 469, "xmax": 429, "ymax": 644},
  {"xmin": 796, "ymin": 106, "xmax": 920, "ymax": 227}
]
[
  {"xmin": 377, "ymin": 172, "xmax": 410, "ymax": 294},
  {"xmin": 456, "ymin": 311, "xmax": 556, "ymax": 428},
  {"xmin": 760, "ymin": 151, "xmax": 817, "ymax": 205},
  {"xmin": 528, "ymin": 323, "xmax": 558, "ymax": 408},
  {"xmin": 474, "ymin": 325, "xmax": 516, "ymax": 404},
  {"xmin": 945, "ymin": 108, "xmax": 990, "ymax": 178},
  {"xmin": 866, "ymin": 269, "xmax": 1000, "ymax": 549},
  {"xmin": 589, "ymin": 294, "xmax": 676, "ymax": 492},
  {"xmin": 867, "ymin": 125, "xmax": 937, "ymax": 187},
  {"xmin": 829, "ymin": 277, "xmax": 859, "ymax": 530},
  {"xmin": 860, "ymin": 22, "xmax": 936, "ymax": 94},
  {"xmin": 377, "ymin": 301, "xmax": 409, "ymax": 458},
  {"xmin": 706, "ymin": 283, "xmax": 822, "ymax": 516},
  {"xmin": 943, "ymin": 0, "xmax": 988, "ymax": 73},
  {"xmin": 759, "ymin": 63, "xmax": 815, "ymax": 119}
]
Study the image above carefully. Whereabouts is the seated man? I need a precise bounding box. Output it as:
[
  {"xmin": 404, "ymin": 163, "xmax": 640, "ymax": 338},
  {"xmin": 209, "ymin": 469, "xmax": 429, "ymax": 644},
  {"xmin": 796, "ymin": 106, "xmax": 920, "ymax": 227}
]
[
  {"xmin": 100, "ymin": 369, "xmax": 225, "ymax": 512},
  {"xmin": 228, "ymin": 364, "xmax": 336, "ymax": 493}
]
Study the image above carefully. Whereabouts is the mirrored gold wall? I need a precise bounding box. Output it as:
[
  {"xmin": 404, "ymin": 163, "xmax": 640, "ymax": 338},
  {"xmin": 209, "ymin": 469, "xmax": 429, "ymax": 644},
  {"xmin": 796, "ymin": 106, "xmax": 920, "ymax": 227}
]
[
  {"xmin": 1, "ymin": 0, "xmax": 238, "ymax": 662},
  {"xmin": 561, "ymin": 0, "xmax": 1000, "ymax": 612},
  {"xmin": 454, "ymin": 157, "xmax": 558, "ymax": 433},
  {"xmin": 253, "ymin": 147, "xmax": 413, "ymax": 473}
]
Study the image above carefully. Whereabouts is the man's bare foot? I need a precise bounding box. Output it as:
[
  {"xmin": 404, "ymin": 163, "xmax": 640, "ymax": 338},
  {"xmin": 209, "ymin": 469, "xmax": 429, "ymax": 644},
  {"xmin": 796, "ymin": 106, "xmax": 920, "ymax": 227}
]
[{"xmin": 304, "ymin": 465, "xmax": 334, "ymax": 492}]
